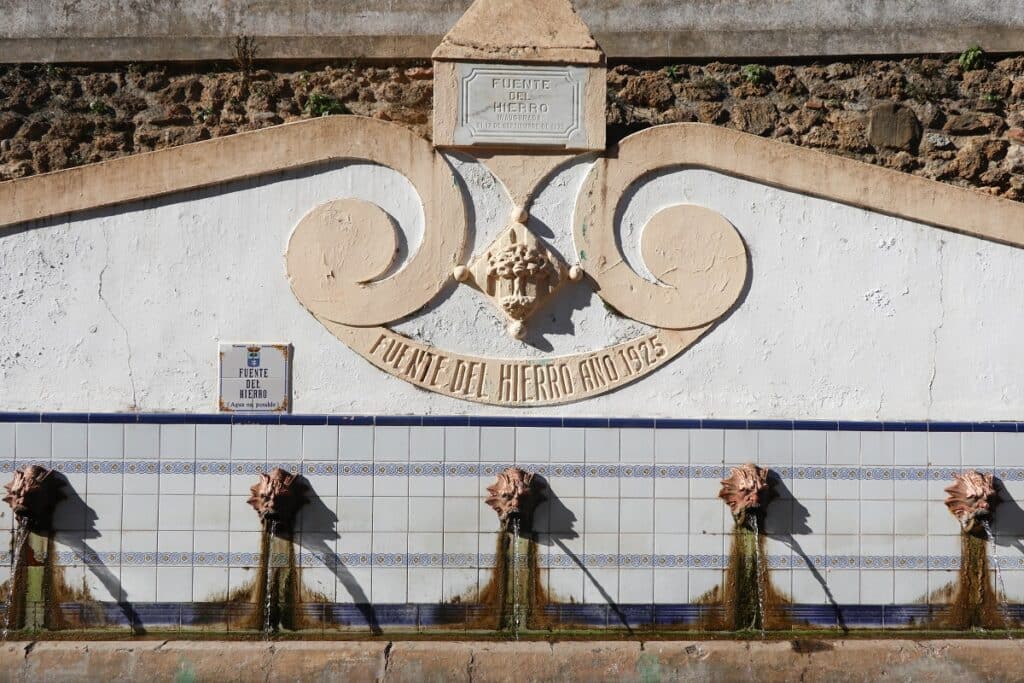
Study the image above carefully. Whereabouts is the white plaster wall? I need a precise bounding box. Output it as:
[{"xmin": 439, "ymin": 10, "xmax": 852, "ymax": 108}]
[{"xmin": 1, "ymin": 156, "xmax": 1022, "ymax": 419}]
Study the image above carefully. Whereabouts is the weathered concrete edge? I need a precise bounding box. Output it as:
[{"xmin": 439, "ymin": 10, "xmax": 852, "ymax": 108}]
[
  {"xmin": 4, "ymin": 27, "xmax": 1024, "ymax": 62},
  {"xmin": 3, "ymin": 640, "xmax": 1024, "ymax": 682},
  {"xmin": 2, "ymin": 117, "xmax": 1022, "ymax": 252}
]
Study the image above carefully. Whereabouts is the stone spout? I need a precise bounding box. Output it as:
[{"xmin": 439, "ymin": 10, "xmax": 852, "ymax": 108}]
[
  {"xmin": 2, "ymin": 465, "xmax": 63, "ymax": 532},
  {"xmin": 718, "ymin": 463, "xmax": 771, "ymax": 526},
  {"xmin": 247, "ymin": 468, "xmax": 309, "ymax": 531},
  {"xmin": 944, "ymin": 470, "xmax": 998, "ymax": 535},
  {"xmin": 485, "ymin": 467, "xmax": 543, "ymax": 532}
]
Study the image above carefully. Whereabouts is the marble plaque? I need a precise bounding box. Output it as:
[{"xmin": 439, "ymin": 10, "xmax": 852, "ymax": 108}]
[
  {"xmin": 455, "ymin": 63, "xmax": 587, "ymax": 147},
  {"xmin": 219, "ymin": 343, "xmax": 291, "ymax": 412}
]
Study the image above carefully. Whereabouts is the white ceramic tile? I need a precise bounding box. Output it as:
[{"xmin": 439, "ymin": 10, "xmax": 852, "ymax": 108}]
[
  {"xmin": 687, "ymin": 569, "xmax": 721, "ymax": 603},
  {"xmin": 619, "ymin": 499, "xmax": 653, "ymax": 533},
  {"xmin": 861, "ymin": 504, "xmax": 894, "ymax": 534},
  {"xmin": 480, "ymin": 427, "xmax": 514, "ymax": 461},
  {"xmin": 619, "ymin": 429, "xmax": 653, "ymax": 463},
  {"xmin": 792, "ymin": 431, "xmax": 826, "ymax": 465},
  {"xmin": 894, "ymin": 432, "xmax": 928, "ymax": 466},
  {"xmin": 444, "ymin": 426, "xmax": 480, "ymax": 462},
  {"xmin": 88, "ymin": 424, "xmax": 123, "ymax": 460},
  {"xmin": 927, "ymin": 571, "xmax": 956, "ymax": 603},
  {"xmin": 583, "ymin": 567, "xmax": 619, "ymax": 603},
  {"xmin": 860, "ymin": 478, "xmax": 893, "ymax": 501},
  {"xmin": 302, "ymin": 567, "xmax": 338, "ymax": 602},
  {"xmin": 795, "ymin": 500, "xmax": 826, "ymax": 535},
  {"xmin": 408, "ymin": 470, "xmax": 443, "ymax": 497},
  {"xmin": 372, "ymin": 532, "xmax": 407, "ymax": 555},
  {"xmin": 160, "ymin": 470, "xmax": 195, "ymax": 495},
  {"xmin": 407, "ymin": 568, "xmax": 443, "ymax": 602},
  {"xmin": 157, "ymin": 530, "xmax": 193, "ymax": 554},
  {"xmin": 119, "ymin": 566, "xmax": 157, "ymax": 602},
  {"xmin": 654, "ymin": 499, "xmax": 688, "ymax": 535},
  {"xmin": 688, "ymin": 476, "xmax": 720, "ymax": 500},
  {"xmin": 550, "ymin": 428, "xmax": 584, "ymax": 462},
  {"xmin": 826, "ymin": 432, "xmax": 859, "ymax": 464},
  {"xmin": 653, "ymin": 472, "xmax": 685, "ymax": 499},
  {"xmin": 549, "ymin": 567, "xmax": 585, "ymax": 602},
  {"xmin": 442, "ymin": 568, "xmax": 477, "ymax": 601},
  {"xmin": 122, "ymin": 493, "xmax": 158, "ymax": 531},
  {"xmin": 893, "ymin": 569, "xmax": 928, "ymax": 603},
  {"xmin": 123, "ymin": 424, "xmax": 158, "ymax": 459},
  {"xmin": 442, "ymin": 467, "xmax": 478, "ymax": 497},
  {"xmin": 336, "ymin": 567, "xmax": 373, "ymax": 603},
  {"xmin": 619, "ymin": 532, "xmax": 653, "ymax": 555},
  {"xmin": 927, "ymin": 533, "xmax": 960, "ymax": 560},
  {"xmin": 122, "ymin": 529, "xmax": 157, "ymax": 558},
  {"xmin": 229, "ymin": 495, "xmax": 258, "ymax": 531},
  {"xmin": 723, "ymin": 429, "xmax": 756, "ymax": 464},
  {"xmin": 584, "ymin": 472, "xmax": 618, "ymax": 498},
  {"xmin": 372, "ymin": 496, "xmax": 409, "ymax": 532},
  {"xmin": 757, "ymin": 430, "xmax": 792, "ymax": 464},
  {"xmin": 408, "ymin": 532, "xmax": 442, "ymax": 555},
  {"xmin": 159, "ymin": 424, "xmax": 195, "ymax": 459},
  {"xmin": 478, "ymin": 499, "xmax": 501, "ymax": 533},
  {"xmin": 826, "ymin": 501, "xmax": 860, "ymax": 534},
  {"xmin": 689, "ymin": 499, "xmax": 724, "ymax": 534},
  {"xmin": 928, "ymin": 432, "xmax": 960, "ymax": 466},
  {"xmin": 653, "ymin": 568, "xmax": 688, "ymax": 602},
  {"xmin": 193, "ymin": 530, "xmax": 229, "ymax": 557},
  {"xmin": 374, "ymin": 426, "xmax": 409, "ymax": 461},
  {"xmin": 195, "ymin": 424, "xmax": 230, "ymax": 461},
  {"xmin": 927, "ymin": 501, "xmax": 957, "ymax": 535},
  {"xmin": 301, "ymin": 425, "xmax": 338, "ymax": 461},
  {"xmin": 267, "ymin": 424, "xmax": 302, "ymax": 461},
  {"xmin": 339, "ymin": 425, "xmax": 373, "ymax": 460},
  {"xmin": 620, "ymin": 470, "xmax": 653, "ymax": 498},
  {"xmin": 0, "ymin": 424, "xmax": 14, "ymax": 459},
  {"xmin": 584, "ymin": 498, "xmax": 619, "ymax": 533},
  {"xmin": 689, "ymin": 429, "xmax": 724, "ymax": 464},
  {"xmin": 409, "ymin": 426, "xmax": 444, "ymax": 461},
  {"xmin": 194, "ymin": 464, "xmax": 230, "ymax": 495},
  {"xmin": 825, "ymin": 477, "xmax": 859, "ymax": 500},
  {"xmin": 443, "ymin": 497, "xmax": 479, "ymax": 533},
  {"xmin": 654, "ymin": 429, "xmax": 688, "ymax": 464},
  {"xmin": 516, "ymin": 427, "xmax": 550, "ymax": 462},
  {"xmin": 792, "ymin": 477, "xmax": 826, "ymax": 501},
  {"xmin": 373, "ymin": 465, "xmax": 408, "ymax": 497},
  {"xmin": 995, "ymin": 432, "xmax": 1024, "ymax": 466},
  {"xmin": 619, "ymin": 569, "xmax": 653, "ymax": 602},
  {"xmin": 15, "ymin": 422, "xmax": 50, "ymax": 462},
  {"xmin": 790, "ymin": 569, "xmax": 828, "ymax": 603},
  {"xmin": 228, "ymin": 530, "xmax": 262, "ymax": 560},
  {"xmin": 158, "ymin": 495, "xmax": 195, "ymax": 530},
  {"xmin": 230, "ymin": 425, "xmax": 266, "ymax": 461},
  {"xmin": 339, "ymin": 497, "xmax": 373, "ymax": 533},
  {"xmin": 83, "ymin": 563, "xmax": 121, "ymax": 602},
  {"xmin": 860, "ymin": 431, "xmax": 894, "ymax": 465},
  {"xmin": 52, "ymin": 423, "xmax": 87, "ymax": 459},
  {"xmin": 86, "ymin": 493, "xmax": 123, "ymax": 530},
  {"xmin": 228, "ymin": 567, "xmax": 258, "ymax": 596},
  {"xmin": 584, "ymin": 428, "xmax": 619, "ymax": 462},
  {"xmin": 962, "ymin": 432, "xmax": 994, "ymax": 466}
]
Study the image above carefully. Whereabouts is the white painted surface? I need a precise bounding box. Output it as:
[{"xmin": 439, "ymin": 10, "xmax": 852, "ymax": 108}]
[{"xmin": 1, "ymin": 155, "xmax": 1022, "ymax": 419}]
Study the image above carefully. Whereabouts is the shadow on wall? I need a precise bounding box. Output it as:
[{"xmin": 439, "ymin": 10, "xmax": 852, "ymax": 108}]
[
  {"xmin": 532, "ymin": 476, "xmax": 633, "ymax": 632},
  {"xmin": 296, "ymin": 485, "xmax": 382, "ymax": 635},
  {"xmin": 763, "ymin": 473, "xmax": 847, "ymax": 631},
  {"xmin": 992, "ymin": 478, "xmax": 1024, "ymax": 555},
  {"xmin": 51, "ymin": 474, "xmax": 145, "ymax": 634}
]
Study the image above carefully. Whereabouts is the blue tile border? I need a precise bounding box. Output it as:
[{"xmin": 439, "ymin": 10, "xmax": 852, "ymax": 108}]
[{"xmin": 3, "ymin": 413, "xmax": 1024, "ymax": 432}]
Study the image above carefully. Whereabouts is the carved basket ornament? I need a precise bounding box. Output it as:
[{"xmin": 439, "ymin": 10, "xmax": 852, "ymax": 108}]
[
  {"xmin": 3, "ymin": 464, "xmax": 63, "ymax": 531},
  {"xmin": 719, "ymin": 463, "xmax": 771, "ymax": 524},
  {"xmin": 247, "ymin": 468, "xmax": 309, "ymax": 529},
  {"xmin": 944, "ymin": 470, "xmax": 998, "ymax": 534},
  {"xmin": 485, "ymin": 466, "xmax": 543, "ymax": 531}
]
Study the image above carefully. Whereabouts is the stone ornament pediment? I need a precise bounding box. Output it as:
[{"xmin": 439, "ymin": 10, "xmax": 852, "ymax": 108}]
[{"xmin": 1, "ymin": 1, "xmax": 1023, "ymax": 407}]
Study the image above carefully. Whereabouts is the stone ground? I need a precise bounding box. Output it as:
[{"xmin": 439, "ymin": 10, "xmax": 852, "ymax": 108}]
[
  {"xmin": 3, "ymin": 639, "xmax": 1024, "ymax": 682},
  {"xmin": 1, "ymin": 55, "xmax": 1022, "ymax": 200}
]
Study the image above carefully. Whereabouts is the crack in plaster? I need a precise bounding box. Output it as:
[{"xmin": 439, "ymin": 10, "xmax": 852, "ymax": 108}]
[
  {"xmin": 927, "ymin": 239, "xmax": 946, "ymax": 415},
  {"xmin": 97, "ymin": 231, "xmax": 137, "ymax": 410},
  {"xmin": 378, "ymin": 640, "xmax": 394, "ymax": 682}
]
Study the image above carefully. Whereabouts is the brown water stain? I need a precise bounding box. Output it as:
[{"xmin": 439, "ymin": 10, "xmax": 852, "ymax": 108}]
[{"xmin": 930, "ymin": 531, "xmax": 1014, "ymax": 630}]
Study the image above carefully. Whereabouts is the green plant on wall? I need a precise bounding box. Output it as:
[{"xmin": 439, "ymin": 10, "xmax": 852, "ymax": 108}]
[
  {"xmin": 958, "ymin": 45, "xmax": 984, "ymax": 71},
  {"xmin": 741, "ymin": 64, "xmax": 771, "ymax": 85},
  {"xmin": 305, "ymin": 92, "xmax": 346, "ymax": 117}
]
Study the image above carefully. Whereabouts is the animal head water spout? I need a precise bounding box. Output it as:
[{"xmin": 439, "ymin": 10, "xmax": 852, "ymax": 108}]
[
  {"xmin": 247, "ymin": 468, "xmax": 309, "ymax": 531},
  {"xmin": 944, "ymin": 470, "xmax": 998, "ymax": 535},
  {"xmin": 719, "ymin": 463, "xmax": 771, "ymax": 527},
  {"xmin": 3, "ymin": 465, "xmax": 63, "ymax": 532},
  {"xmin": 486, "ymin": 467, "xmax": 543, "ymax": 532}
]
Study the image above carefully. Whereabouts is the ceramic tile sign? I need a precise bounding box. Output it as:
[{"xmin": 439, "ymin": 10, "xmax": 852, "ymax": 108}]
[
  {"xmin": 218, "ymin": 343, "xmax": 291, "ymax": 413},
  {"xmin": 455, "ymin": 63, "xmax": 586, "ymax": 147}
]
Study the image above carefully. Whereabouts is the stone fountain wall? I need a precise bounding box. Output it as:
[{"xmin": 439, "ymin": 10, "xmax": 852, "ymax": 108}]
[{"xmin": 1, "ymin": 416, "xmax": 1023, "ymax": 630}]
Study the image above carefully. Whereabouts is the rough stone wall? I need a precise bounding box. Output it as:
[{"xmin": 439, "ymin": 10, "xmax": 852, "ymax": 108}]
[{"xmin": 0, "ymin": 56, "xmax": 1022, "ymax": 200}]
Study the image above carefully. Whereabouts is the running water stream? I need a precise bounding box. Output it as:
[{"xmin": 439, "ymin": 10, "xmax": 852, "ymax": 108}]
[
  {"xmin": 2, "ymin": 521, "xmax": 29, "ymax": 638},
  {"xmin": 750, "ymin": 515, "xmax": 766, "ymax": 633},
  {"xmin": 262, "ymin": 520, "xmax": 277, "ymax": 637},
  {"xmin": 511, "ymin": 517, "xmax": 521, "ymax": 639},
  {"xmin": 982, "ymin": 519, "xmax": 1013, "ymax": 637}
]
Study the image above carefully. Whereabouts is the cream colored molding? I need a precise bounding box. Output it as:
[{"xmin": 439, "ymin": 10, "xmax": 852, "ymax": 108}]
[{"xmin": 325, "ymin": 320, "xmax": 708, "ymax": 407}]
